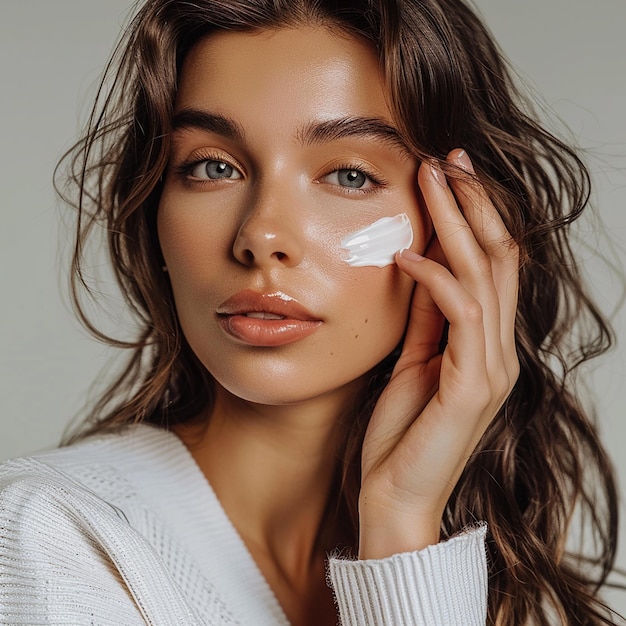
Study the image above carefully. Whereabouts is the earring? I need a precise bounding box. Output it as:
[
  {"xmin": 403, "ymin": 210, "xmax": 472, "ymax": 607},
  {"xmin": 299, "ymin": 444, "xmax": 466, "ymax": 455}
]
[{"xmin": 161, "ymin": 265, "xmax": 168, "ymax": 272}]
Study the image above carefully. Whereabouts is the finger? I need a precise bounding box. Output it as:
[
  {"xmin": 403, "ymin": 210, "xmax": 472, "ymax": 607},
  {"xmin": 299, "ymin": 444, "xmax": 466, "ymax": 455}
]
[
  {"xmin": 391, "ymin": 252, "xmax": 495, "ymax": 493},
  {"xmin": 417, "ymin": 161, "xmax": 482, "ymax": 284},
  {"xmin": 445, "ymin": 149, "xmax": 519, "ymax": 307},
  {"xmin": 418, "ymin": 157, "xmax": 517, "ymax": 394},
  {"xmin": 395, "ymin": 248, "xmax": 487, "ymax": 378},
  {"xmin": 399, "ymin": 236, "xmax": 447, "ymax": 360},
  {"xmin": 418, "ymin": 160, "xmax": 502, "ymax": 349},
  {"xmin": 369, "ymin": 246, "xmax": 488, "ymax": 460},
  {"xmin": 446, "ymin": 150, "xmax": 519, "ymax": 371},
  {"xmin": 446, "ymin": 149, "xmax": 518, "ymax": 265},
  {"xmin": 417, "ymin": 159, "xmax": 503, "ymax": 360}
]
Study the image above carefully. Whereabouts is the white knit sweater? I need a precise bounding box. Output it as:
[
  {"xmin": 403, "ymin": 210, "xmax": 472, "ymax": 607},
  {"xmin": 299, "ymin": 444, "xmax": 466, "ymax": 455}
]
[{"xmin": 0, "ymin": 424, "xmax": 487, "ymax": 625}]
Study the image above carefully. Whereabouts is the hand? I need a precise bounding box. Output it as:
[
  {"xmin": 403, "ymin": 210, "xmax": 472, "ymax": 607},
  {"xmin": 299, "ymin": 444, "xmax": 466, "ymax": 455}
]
[{"xmin": 358, "ymin": 149, "xmax": 520, "ymax": 559}]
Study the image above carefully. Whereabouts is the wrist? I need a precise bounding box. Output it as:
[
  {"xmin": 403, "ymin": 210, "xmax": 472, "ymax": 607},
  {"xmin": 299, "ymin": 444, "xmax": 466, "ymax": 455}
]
[
  {"xmin": 358, "ymin": 529, "xmax": 440, "ymax": 560},
  {"xmin": 358, "ymin": 502, "xmax": 442, "ymax": 559}
]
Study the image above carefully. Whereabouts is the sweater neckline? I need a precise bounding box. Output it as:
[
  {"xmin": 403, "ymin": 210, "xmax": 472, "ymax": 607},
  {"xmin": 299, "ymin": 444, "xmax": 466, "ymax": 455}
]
[{"xmin": 114, "ymin": 423, "xmax": 292, "ymax": 626}]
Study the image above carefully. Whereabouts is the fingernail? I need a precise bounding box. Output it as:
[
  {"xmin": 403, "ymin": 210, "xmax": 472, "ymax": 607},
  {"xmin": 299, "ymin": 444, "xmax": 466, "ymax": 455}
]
[
  {"xmin": 456, "ymin": 149, "xmax": 474, "ymax": 172},
  {"xmin": 399, "ymin": 248, "xmax": 424, "ymax": 262},
  {"xmin": 430, "ymin": 162, "xmax": 447, "ymax": 187}
]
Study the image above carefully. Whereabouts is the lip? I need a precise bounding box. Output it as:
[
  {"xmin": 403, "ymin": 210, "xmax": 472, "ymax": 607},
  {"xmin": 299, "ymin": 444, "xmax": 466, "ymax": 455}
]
[{"xmin": 216, "ymin": 289, "xmax": 322, "ymax": 347}]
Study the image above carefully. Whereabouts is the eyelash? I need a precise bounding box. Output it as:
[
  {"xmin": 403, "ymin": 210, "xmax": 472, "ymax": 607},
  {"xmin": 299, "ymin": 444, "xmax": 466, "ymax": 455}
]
[
  {"xmin": 325, "ymin": 162, "xmax": 388, "ymax": 194},
  {"xmin": 172, "ymin": 154, "xmax": 388, "ymax": 193},
  {"xmin": 173, "ymin": 151, "xmax": 242, "ymax": 184}
]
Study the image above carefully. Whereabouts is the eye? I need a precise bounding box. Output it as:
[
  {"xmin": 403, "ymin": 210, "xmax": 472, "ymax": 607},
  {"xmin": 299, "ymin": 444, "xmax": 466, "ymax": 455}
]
[
  {"xmin": 189, "ymin": 159, "xmax": 242, "ymax": 180},
  {"xmin": 337, "ymin": 169, "xmax": 367, "ymax": 188},
  {"xmin": 322, "ymin": 166, "xmax": 383, "ymax": 192}
]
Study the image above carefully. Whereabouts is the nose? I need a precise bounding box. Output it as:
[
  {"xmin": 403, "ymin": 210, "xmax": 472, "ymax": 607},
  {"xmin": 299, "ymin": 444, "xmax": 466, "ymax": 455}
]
[{"xmin": 232, "ymin": 187, "xmax": 305, "ymax": 269}]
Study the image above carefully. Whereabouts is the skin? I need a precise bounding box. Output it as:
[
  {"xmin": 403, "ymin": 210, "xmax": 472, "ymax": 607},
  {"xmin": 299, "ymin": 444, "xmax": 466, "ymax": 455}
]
[{"xmin": 158, "ymin": 25, "xmax": 519, "ymax": 626}]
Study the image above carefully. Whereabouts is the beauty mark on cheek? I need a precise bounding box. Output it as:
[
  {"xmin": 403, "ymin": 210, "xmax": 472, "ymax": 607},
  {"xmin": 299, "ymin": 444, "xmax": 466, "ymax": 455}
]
[{"xmin": 340, "ymin": 213, "xmax": 414, "ymax": 268}]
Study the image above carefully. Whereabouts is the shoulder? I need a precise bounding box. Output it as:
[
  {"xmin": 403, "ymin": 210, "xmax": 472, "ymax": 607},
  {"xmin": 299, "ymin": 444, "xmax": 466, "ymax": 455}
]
[
  {"xmin": 0, "ymin": 427, "xmax": 203, "ymax": 624},
  {"xmin": 0, "ymin": 451, "xmax": 127, "ymax": 521},
  {"xmin": 0, "ymin": 448, "xmax": 125, "ymax": 553},
  {"xmin": 0, "ymin": 456, "xmax": 146, "ymax": 624},
  {"xmin": 0, "ymin": 423, "xmax": 179, "ymax": 550},
  {"xmin": 1, "ymin": 434, "xmax": 126, "ymax": 522},
  {"xmin": 2, "ymin": 423, "xmax": 176, "ymax": 506}
]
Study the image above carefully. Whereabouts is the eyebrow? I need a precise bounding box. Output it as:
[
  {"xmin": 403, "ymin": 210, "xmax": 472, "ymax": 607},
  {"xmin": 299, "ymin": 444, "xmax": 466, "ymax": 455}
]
[
  {"xmin": 172, "ymin": 108, "xmax": 411, "ymax": 157},
  {"xmin": 297, "ymin": 116, "xmax": 411, "ymax": 157},
  {"xmin": 172, "ymin": 109, "xmax": 246, "ymax": 143}
]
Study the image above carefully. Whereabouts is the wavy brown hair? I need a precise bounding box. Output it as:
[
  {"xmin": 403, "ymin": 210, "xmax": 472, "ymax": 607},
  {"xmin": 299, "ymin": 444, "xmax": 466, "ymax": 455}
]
[{"xmin": 57, "ymin": 0, "xmax": 623, "ymax": 623}]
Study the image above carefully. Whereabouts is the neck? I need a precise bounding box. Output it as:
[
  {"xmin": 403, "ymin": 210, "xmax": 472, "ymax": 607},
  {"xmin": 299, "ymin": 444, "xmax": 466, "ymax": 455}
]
[{"xmin": 174, "ymin": 384, "xmax": 358, "ymax": 573}]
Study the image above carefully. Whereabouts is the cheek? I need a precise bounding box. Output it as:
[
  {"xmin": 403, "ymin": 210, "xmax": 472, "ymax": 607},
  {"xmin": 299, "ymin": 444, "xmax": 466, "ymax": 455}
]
[
  {"xmin": 319, "ymin": 209, "xmax": 424, "ymax": 355},
  {"xmin": 330, "ymin": 263, "xmax": 414, "ymax": 363},
  {"xmin": 363, "ymin": 269, "xmax": 414, "ymax": 339},
  {"xmin": 302, "ymin": 210, "xmax": 418, "ymax": 361},
  {"xmin": 157, "ymin": 195, "xmax": 234, "ymax": 293},
  {"xmin": 340, "ymin": 213, "xmax": 414, "ymax": 268}
]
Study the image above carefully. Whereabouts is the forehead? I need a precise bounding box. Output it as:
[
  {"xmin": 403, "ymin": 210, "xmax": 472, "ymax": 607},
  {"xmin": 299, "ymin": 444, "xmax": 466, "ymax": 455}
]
[{"xmin": 175, "ymin": 26, "xmax": 393, "ymax": 126}]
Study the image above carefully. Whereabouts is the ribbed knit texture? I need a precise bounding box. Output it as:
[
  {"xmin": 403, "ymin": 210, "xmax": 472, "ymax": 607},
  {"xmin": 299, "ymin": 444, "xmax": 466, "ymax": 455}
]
[
  {"xmin": 0, "ymin": 425, "xmax": 487, "ymax": 624},
  {"xmin": 328, "ymin": 526, "xmax": 487, "ymax": 625}
]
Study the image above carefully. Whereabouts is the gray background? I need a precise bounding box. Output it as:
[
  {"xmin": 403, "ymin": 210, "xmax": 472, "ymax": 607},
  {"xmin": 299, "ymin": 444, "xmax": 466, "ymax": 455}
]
[{"xmin": 1, "ymin": 0, "xmax": 624, "ymax": 614}]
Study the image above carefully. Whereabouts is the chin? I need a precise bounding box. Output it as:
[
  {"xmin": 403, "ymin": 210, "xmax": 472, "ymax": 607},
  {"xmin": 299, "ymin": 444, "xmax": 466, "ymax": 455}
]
[{"xmin": 208, "ymin": 359, "xmax": 371, "ymax": 409}]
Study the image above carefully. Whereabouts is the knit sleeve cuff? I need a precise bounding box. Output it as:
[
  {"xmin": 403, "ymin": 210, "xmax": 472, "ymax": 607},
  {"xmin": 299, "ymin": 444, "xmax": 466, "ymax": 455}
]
[{"xmin": 327, "ymin": 524, "xmax": 488, "ymax": 626}]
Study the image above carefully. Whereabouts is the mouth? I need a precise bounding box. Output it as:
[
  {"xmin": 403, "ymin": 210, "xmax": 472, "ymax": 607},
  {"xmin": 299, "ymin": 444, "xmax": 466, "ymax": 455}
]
[
  {"xmin": 240, "ymin": 311, "xmax": 285, "ymax": 320},
  {"xmin": 216, "ymin": 290, "xmax": 322, "ymax": 347}
]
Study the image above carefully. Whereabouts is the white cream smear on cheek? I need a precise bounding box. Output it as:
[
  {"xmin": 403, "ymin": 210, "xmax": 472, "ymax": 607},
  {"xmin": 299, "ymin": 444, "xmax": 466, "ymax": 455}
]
[{"xmin": 340, "ymin": 213, "xmax": 414, "ymax": 268}]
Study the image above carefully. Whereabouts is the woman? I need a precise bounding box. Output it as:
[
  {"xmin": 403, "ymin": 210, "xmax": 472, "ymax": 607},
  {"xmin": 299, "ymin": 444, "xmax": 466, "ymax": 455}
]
[{"xmin": 0, "ymin": 0, "xmax": 621, "ymax": 624}]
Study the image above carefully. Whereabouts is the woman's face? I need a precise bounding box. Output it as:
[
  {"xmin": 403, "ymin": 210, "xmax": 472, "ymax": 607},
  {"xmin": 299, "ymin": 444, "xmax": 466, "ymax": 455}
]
[{"xmin": 158, "ymin": 26, "xmax": 428, "ymax": 407}]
